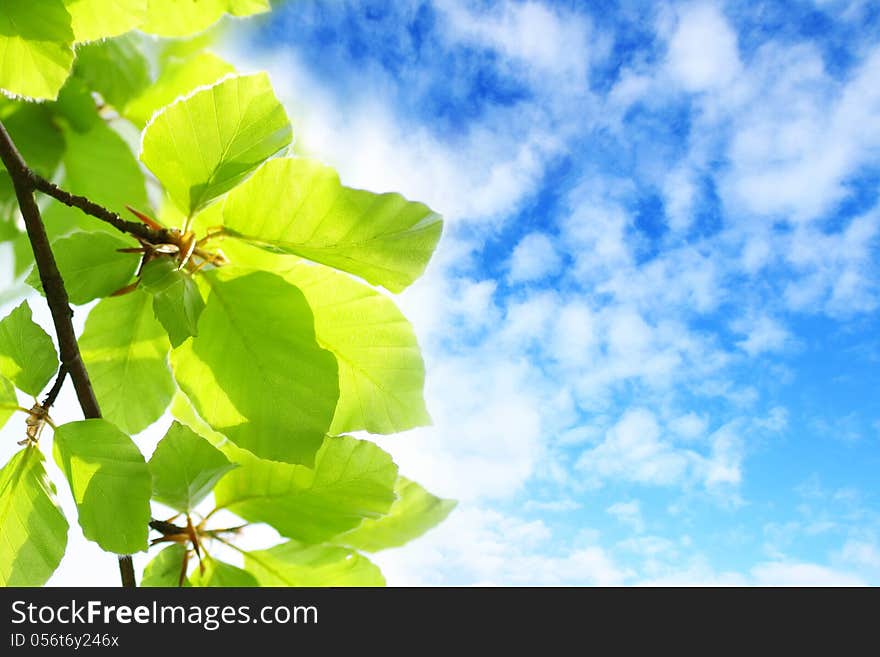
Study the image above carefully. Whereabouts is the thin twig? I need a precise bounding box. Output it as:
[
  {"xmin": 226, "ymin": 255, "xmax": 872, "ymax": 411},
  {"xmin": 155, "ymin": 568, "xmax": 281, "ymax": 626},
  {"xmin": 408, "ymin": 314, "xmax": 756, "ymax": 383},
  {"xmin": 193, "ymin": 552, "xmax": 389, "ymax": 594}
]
[
  {"xmin": 0, "ymin": 119, "xmax": 137, "ymax": 589},
  {"xmin": 41, "ymin": 364, "xmax": 68, "ymax": 410},
  {"xmin": 31, "ymin": 175, "xmax": 172, "ymax": 244}
]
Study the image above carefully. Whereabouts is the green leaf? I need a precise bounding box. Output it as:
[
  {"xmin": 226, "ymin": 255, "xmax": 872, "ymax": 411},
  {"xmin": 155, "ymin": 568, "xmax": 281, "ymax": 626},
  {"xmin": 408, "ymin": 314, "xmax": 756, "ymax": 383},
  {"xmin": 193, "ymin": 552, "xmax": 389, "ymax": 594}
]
[
  {"xmin": 140, "ymin": 0, "xmax": 270, "ymax": 37},
  {"xmin": 0, "ymin": 103, "xmax": 65, "ymax": 177},
  {"xmin": 0, "ymin": 375, "xmax": 16, "ymax": 430},
  {"xmin": 73, "ymin": 34, "xmax": 150, "ymax": 108},
  {"xmin": 124, "ymin": 52, "xmax": 235, "ymax": 128},
  {"xmin": 26, "ymin": 232, "xmax": 139, "ymax": 305},
  {"xmin": 214, "ymin": 435, "xmax": 398, "ymax": 544},
  {"xmin": 338, "ymin": 478, "xmax": 456, "ymax": 552},
  {"xmin": 140, "ymin": 73, "xmax": 291, "ymax": 216},
  {"xmin": 0, "ymin": 447, "xmax": 69, "ymax": 586},
  {"xmin": 0, "ymin": 301, "xmax": 59, "ymax": 396},
  {"xmin": 0, "ymin": 0, "xmax": 74, "ymax": 100},
  {"xmin": 140, "ymin": 259, "xmax": 205, "ymax": 347},
  {"xmin": 149, "ymin": 421, "xmax": 235, "ymax": 513},
  {"xmin": 53, "ymin": 419, "xmax": 151, "ymax": 554},
  {"xmin": 189, "ymin": 557, "xmax": 257, "ymax": 587},
  {"xmin": 80, "ymin": 290, "xmax": 175, "ymax": 435},
  {"xmin": 286, "ymin": 260, "xmax": 431, "ymax": 435},
  {"xmin": 221, "ymin": 158, "xmax": 443, "ymax": 292},
  {"xmin": 141, "ymin": 543, "xmax": 189, "ymax": 587},
  {"xmin": 171, "ymin": 269, "xmax": 338, "ymax": 466},
  {"xmin": 53, "ymin": 76, "xmax": 100, "ymax": 133},
  {"xmin": 63, "ymin": 0, "xmax": 146, "ymax": 42},
  {"xmin": 245, "ymin": 541, "xmax": 385, "ymax": 587}
]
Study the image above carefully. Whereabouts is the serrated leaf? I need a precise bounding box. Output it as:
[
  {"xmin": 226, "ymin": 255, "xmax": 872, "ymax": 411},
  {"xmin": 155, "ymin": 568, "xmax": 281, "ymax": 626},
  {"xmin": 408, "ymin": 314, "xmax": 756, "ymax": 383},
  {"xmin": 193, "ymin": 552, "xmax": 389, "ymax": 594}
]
[
  {"xmin": 63, "ymin": 0, "xmax": 146, "ymax": 42},
  {"xmin": 53, "ymin": 419, "xmax": 151, "ymax": 554},
  {"xmin": 26, "ymin": 232, "xmax": 138, "ymax": 305},
  {"xmin": 141, "ymin": 543, "xmax": 190, "ymax": 587},
  {"xmin": 286, "ymin": 260, "xmax": 431, "ymax": 435},
  {"xmin": 245, "ymin": 541, "xmax": 385, "ymax": 587},
  {"xmin": 221, "ymin": 158, "xmax": 442, "ymax": 292},
  {"xmin": 149, "ymin": 421, "xmax": 235, "ymax": 513},
  {"xmin": 73, "ymin": 34, "xmax": 150, "ymax": 108},
  {"xmin": 171, "ymin": 269, "xmax": 338, "ymax": 466},
  {"xmin": 80, "ymin": 290, "xmax": 174, "ymax": 435},
  {"xmin": 140, "ymin": 0, "xmax": 270, "ymax": 37},
  {"xmin": 214, "ymin": 435, "xmax": 398, "ymax": 544},
  {"xmin": 140, "ymin": 259, "xmax": 205, "ymax": 347},
  {"xmin": 189, "ymin": 557, "xmax": 257, "ymax": 587},
  {"xmin": 0, "ymin": 0, "xmax": 74, "ymax": 100},
  {"xmin": 338, "ymin": 477, "xmax": 456, "ymax": 552},
  {"xmin": 0, "ymin": 447, "xmax": 69, "ymax": 586},
  {"xmin": 124, "ymin": 52, "xmax": 234, "ymax": 128},
  {"xmin": 0, "ymin": 375, "xmax": 16, "ymax": 430},
  {"xmin": 0, "ymin": 302, "xmax": 59, "ymax": 396},
  {"xmin": 140, "ymin": 73, "xmax": 291, "ymax": 216}
]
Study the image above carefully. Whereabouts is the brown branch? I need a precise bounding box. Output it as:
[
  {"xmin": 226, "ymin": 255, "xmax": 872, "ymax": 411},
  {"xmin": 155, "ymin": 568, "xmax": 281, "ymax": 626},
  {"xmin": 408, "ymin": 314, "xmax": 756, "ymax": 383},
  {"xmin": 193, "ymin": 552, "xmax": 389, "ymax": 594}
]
[
  {"xmin": 41, "ymin": 364, "xmax": 68, "ymax": 410},
  {"xmin": 0, "ymin": 119, "xmax": 136, "ymax": 589},
  {"xmin": 31, "ymin": 175, "xmax": 172, "ymax": 244}
]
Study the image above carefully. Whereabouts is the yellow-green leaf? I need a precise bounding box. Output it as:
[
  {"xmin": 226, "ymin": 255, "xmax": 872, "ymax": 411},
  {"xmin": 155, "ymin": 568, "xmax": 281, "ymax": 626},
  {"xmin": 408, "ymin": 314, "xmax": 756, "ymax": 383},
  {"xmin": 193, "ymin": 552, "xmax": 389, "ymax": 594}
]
[
  {"xmin": 189, "ymin": 557, "xmax": 257, "ymax": 587},
  {"xmin": 141, "ymin": 543, "xmax": 189, "ymax": 587},
  {"xmin": 0, "ymin": 301, "xmax": 59, "ymax": 396},
  {"xmin": 139, "ymin": 0, "xmax": 270, "ymax": 38},
  {"xmin": 63, "ymin": 0, "xmax": 146, "ymax": 42},
  {"xmin": 245, "ymin": 541, "xmax": 385, "ymax": 587}
]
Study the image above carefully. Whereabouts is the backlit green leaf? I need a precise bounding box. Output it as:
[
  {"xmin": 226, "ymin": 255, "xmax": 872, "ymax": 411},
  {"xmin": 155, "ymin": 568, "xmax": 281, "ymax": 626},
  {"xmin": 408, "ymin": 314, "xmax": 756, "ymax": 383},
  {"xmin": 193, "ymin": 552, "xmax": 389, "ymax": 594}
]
[
  {"xmin": 0, "ymin": 375, "xmax": 16, "ymax": 430},
  {"xmin": 171, "ymin": 269, "xmax": 338, "ymax": 466},
  {"xmin": 141, "ymin": 543, "xmax": 189, "ymax": 587},
  {"xmin": 214, "ymin": 435, "xmax": 398, "ymax": 544},
  {"xmin": 140, "ymin": 73, "xmax": 291, "ymax": 216},
  {"xmin": 149, "ymin": 421, "xmax": 235, "ymax": 513},
  {"xmin": 53, "ymin": 419, "xmax": 151, "ymax": 554},
  {"xmin": 0, "ymin": 103, "xmax": 65, "ymax": 177},
  {"xmin": 221, "ymin": 158, "xmax": 443, "ymax": 292},
  {"xmin": 80, "ymin": 290, "xmax": 174, "ymax": 435},
  {"xmin": 73, "ymin": 34, "xmax": 150, "ymax": 108},
  {"xmin": 0, "ymin": 0, "xmax": 74, "ymax": 100},
  {"xmin": 124, "ymin": 52, "xmax": 235, "ymax": 128},
  {"xmin": 245, "ymin": 541, "xmax": 385, "ymax": 587},
  {"xmin": 0, "ymin": 302, "xmax": 59, "ymax": 396},
  {"xmin": 0, "ymin": 447, "xmax": 68, "ymax": 586},
  {"xmin": 140, "ymin": 0, "xmax": 270, "ymax": 37},
  {"xmin": 189, "ymin": 557, "xmax": 257, "ymax": 587},
  {"xmin": 140, "ymin": 259, "xmax": 205, "ymax": 348},
  {"xmin": 26, "ymin": 232, "xmax": 139, "ymax": 305},
  {"xmin": 338, "ymin": 477, "xmax": 456, "ymax": 552},
  {"xmin": 63, "ymin": 0, "xmax": 146, "ymax": 42}
]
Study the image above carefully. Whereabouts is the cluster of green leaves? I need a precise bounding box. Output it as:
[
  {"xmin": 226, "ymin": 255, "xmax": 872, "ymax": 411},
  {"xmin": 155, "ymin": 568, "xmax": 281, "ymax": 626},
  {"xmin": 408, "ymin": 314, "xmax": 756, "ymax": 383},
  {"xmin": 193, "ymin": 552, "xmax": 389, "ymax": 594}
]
[{"xmin": 0, "ymin": 2, "xmax": 453, "ymax": 587}]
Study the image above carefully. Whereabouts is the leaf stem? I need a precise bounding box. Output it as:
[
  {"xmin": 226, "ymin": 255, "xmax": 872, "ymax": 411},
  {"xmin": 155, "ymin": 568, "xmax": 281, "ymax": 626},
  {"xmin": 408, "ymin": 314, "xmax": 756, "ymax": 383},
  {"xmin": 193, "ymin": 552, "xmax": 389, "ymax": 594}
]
[{"xmin": 0, "ymin": 119, "xmax": 137, "ymax": 589}]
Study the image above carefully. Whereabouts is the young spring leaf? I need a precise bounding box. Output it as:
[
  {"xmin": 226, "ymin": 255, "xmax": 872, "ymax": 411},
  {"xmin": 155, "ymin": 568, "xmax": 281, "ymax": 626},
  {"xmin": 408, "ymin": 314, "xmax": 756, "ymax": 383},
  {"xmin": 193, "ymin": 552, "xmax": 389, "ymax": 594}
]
[
  {"xmin": 141, "ymin": 543, "xmax": 190, "ymax": 587},
  {"xmin": 0, "ymin": 375, "xmax": 16, "ymax": 430},
  {"xmin": 124, "ymin": 52, "xmax": 235, "ymax": 128},
  {"xmin": 139, "ymin": 0, "xmax": 270, "ymax": 38},
  {"xmin": 244, "ymin": 541, "xmax": 385, "ymax": 587},
  {"xmin": 62, "ymin": 0, "xmax": 146, "ymax": 43},
  {"xmin": 73, "ymin": 34, "xmax": 151, "ymax": 109},
  {"xmin": 221, "ymin": 157, "xmax": 443, "ymax": 292},
  {"xmin": 0, "ymin": 447, "xmax": 69, "ymax": 586},
  {"xmin": 189, "ymin": 557, "xmax": 258, "ymax": 587},
  {"xmin": 148, "ymin": 421, "xmax": 236, "ymax": 513},
  {"xmin": 171, "ymin": 269, "xmax": 338, "ymax": 466},
  {"xmin": 213, "ymin": 435, "xmax": 398, "ymax": 544},
  {"xmin": 140, "ymin": 73, "xmax": 291, "ymax": 216},
  {"xmin": 80, "ymin": 290, "xmax": 175, "ymax": 435},
  {"xmin": 0, "ymin": 301, "xmax": 59, "ymax": 396},
  {"xmin": 140, "ymin": 259, "xmax": 205, "ymax": 347},
  {"xmin": 0, "ymin": 103, "xmax": 66, "ymax": 177},
  {"xmin": 53, "ymin": 419, "xmax": 151, "ymax": 554},
  {"xmin": 286, "ymin": 260, "xmax": 431, "ymax": 435},
  {"xmin": 26, "ymin": 232, "xmax": 139, "ymax": 305},
  {"xmin": 0, "ymin": 0, "xmax": 74, "ymax": 100},
  {"xmin": 337, "ymin": 478, "xmax": 456, "ymax": 553}
]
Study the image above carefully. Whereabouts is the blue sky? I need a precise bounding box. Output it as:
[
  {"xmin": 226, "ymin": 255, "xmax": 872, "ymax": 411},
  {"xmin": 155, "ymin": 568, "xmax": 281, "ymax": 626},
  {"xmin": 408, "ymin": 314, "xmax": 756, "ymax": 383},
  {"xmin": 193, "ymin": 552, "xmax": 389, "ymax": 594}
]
[{"xmin": 224, "ymin": 0, "xmax": 880, "ymax": 585}]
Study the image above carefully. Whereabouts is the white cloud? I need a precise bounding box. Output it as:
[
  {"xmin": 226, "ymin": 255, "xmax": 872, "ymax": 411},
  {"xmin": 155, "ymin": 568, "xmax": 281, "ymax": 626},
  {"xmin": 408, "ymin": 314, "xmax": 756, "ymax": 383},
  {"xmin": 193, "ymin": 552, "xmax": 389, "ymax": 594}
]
[
  {"xmin": 507, "ymin": 232, "xmax": 562, "ymax": 283},
  {"xmin": 607, "ymin": 500, "xmax": 646, "ymax": 533},
  {"xmin": 665, "ymin": 4, "xmax": 741, "ymax": 92},
  {"xmin": 669, "ymin": 412, "xmax": 708, "ymax": 441},
  {"xmin": 733, "ymin": 315, "xmax": 792, "ymax": 356},
  {"xmin": 750, "ymin": 562, "xmax": 866, "ymax": 586}
]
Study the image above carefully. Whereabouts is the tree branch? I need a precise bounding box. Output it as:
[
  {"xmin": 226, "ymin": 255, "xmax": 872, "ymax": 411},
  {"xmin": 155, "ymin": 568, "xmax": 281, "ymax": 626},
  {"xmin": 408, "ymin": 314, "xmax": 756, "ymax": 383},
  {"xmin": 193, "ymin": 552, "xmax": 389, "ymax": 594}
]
[
  {"xmin": 32, "ymin": 175, "xmax": 172, "ymax": 244},
  {"xmin": 0, "ymin": 119, "xmax": 136, "ymax": 589},
  {"xmin": 41, "ymin": 364, "xmax": 68, "ymax": 410}
]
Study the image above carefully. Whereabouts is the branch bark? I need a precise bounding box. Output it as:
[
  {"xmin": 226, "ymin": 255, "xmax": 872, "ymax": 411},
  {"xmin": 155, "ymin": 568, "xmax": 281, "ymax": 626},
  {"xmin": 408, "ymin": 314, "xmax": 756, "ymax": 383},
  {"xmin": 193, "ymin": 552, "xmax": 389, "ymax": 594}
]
[{"xmin": 0, "ymin": 120, "xmax": 137, "ymax": 589}]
